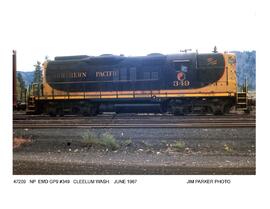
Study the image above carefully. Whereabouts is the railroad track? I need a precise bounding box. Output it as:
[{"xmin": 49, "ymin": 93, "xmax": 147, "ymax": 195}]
[
  {"xmin": 13, "ymin": 121, "xmax": 255, "ymax": 129},
  {"xmin": 13, "ymin": 112, "xmax": 255, "ymax": 128},
  {"xmin": 13, "ymin": 123, "xmax": 254, "ymax": 128},
  {"xmin": 13, "ymin": 112, "xmax": 255, "ymax": 120}
]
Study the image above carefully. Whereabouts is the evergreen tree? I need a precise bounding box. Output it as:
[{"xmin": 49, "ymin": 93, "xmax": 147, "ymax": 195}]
[
  {"xmin": 17, "ymin": 72, "xmax": 25, "ymax": 90},
  {"xmin": 17, "ymin": 72, "xmax": 26, "ymax": 102},
  {"xmin": 31, "ymin": 61, "xmax": 43, "ymax": 96},
  {"xmin": 16, "ymin": 77, "xmax": 20, "ymax": 102},
  {"xmin": 33, "ymin": 61, "xmax": 42, "ymax": 84}
]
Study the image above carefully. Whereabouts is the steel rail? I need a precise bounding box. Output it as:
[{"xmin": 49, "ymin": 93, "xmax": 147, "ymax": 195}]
[
  {"xmin": 13, "ymin": 122, "xmax": 255, "ymax": 129},
  {"xmin": 13, "ymin": 114, "xmax": 255, "ymax": 119},
  {"xmin": 13, "ymin": 119, "xmax": 255, "ymax": 124}
]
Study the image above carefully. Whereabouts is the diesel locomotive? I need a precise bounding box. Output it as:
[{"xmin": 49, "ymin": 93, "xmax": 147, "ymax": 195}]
[{"xmin": 27, "ymin": 52, "xmax": 243, "ymax": 115}]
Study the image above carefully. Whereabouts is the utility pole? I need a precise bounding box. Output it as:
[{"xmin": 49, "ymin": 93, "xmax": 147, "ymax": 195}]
[{"xmin": 13, "ymin": 50, "xmax": 17, "ymax": 110}]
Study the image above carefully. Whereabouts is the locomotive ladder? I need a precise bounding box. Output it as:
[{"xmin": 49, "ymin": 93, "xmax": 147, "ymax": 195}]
[
  {"xmin": 26, "ymin": 83, "xmax": 42, "ymax": 114},
  {"xmin": 236, "ymin": 79, "xmax": 248, "ymax": 111},
  {"xmin": 26, "ymin": 96, "xmax": 36, "ymax": 114}
]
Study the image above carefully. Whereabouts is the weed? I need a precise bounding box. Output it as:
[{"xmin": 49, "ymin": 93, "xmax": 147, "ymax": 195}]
[
  {"xmin": 14, "ymin": 129, "xmax": 29, "ymax": 138},
  {"xmin": 82, "ymin": 131, "xmax": 119, "ymax": 150},
  {"xmin": 223, "ymin": 144, "xmax": 233, "ymax": 152},
  {"xmin": 140, "ymin": 140, "xmax": 150, "ymax": 147},
  {"xmin": 100, "ymin": 132, "xmax": 120, "ymax": 150},
  {"xmin": 160, "ymin": 140, "xmax": 167, "ymax": 144},
  {"xmin": 82, "ymin": 131, "xmax": 99, "ymax": 145},
  {"xmin": 172, "ymin": 140, "xmax": 186, "ymax": 151},
  {"xmin": 121, "ymin": 139, "xmax": 132, "ymax": 147}
]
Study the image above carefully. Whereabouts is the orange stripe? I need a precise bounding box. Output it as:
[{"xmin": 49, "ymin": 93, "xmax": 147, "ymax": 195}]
[{"xmin": 37, "ymin": 92, "xmax": 235, "ymax": 100}]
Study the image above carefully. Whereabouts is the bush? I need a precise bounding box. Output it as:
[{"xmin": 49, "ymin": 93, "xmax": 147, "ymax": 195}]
[
  {"xmin": 82, "ymin": 131, "xmax": 99, "ymax": 145},
  {"xmin": 100, "ymin": 133, "xmax": 120, "ymax": 150},
  {"xmin": 82, "ymin": 131, "xmax": 119, "ymax": 150}
]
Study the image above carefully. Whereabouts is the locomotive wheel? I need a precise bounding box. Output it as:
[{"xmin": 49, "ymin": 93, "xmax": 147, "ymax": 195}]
[
  {"xmin": 171, "ymin": 106, "xmax": 185, "ymax": 116},
  {"xmin": 159, "ymin": 102, "xmax": 168, "ymax": 114},
  {"xmin": 56, "ymin": 108, "xmax": 64, "ymax": 117},
  {"xmin": 80, "ymin": 107, "xmax": 89, "ymax": 116},
  {"xmin": 212, "ymin": 106, "xmax": 224, "ymax": 115},
  {"xmin": 244, "ymin": 107, "xmax": 251, "ymax": 114},
  {"xmin": 168, "ymin": 100, "xmax": 183, "ymax": 115},
  {"xmin": 48, "ymin": 110, "xmax": 57, "ymax": 117},
  {"xmin": 46, "ymin": 106, "xmax": 57, "ymax": 117},
  {"xmin": 173, "ymin": 109, "xmax": 184, "ymax": 116},
  {"xmin": 213, "ymin": 110, "xmax": 223, "ymax": 115},
  {"xmin": 223, "ymin": 104, "xmax": 232, "ymax": 114},
  {"xmin": 210, "ymin": 101, "xmax": 225, "ymax": 115},
  {"xmin": 90, "ymin": 105, "xmax": 99, "ymax": 116},
  {"xmin": 80, "ymin": 104, "xmax": 99, "ymax": 116}
]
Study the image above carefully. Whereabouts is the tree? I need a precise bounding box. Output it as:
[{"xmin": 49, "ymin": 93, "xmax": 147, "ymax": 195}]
[
  {"xmin": 17, "ymin": 72, "xmax": 26, "ymax": 102},
  {"xmin": 17, "ymin": 72, "xmax": 25, "ymax": 90},
  {"xmin": 33, "ymin": 61, "xmax": 42, "ymax": 84},
  {"xmin": 32, "ymin": 61, "xmax": 44, "ymax": 96}
]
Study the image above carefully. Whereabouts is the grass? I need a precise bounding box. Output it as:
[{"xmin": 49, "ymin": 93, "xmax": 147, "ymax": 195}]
[
  {"xmin": 223, "ymin": 144, "xmax": 233, "ymax": 152},
  {"xmin": 82, "ymin": 131, "xmax": 120, "ymax": 150},
  {"xmin": 14, "ymin": 129, "xmax": 29, "ymax": 139},
  {"xmin": 100, "ymin": 132, "xmax": 120, "ymax": 150},
  {"xmin": 160, "ymin": 140, "xmax": 167, "ymax": 144},
  {"xmin": 121, "ymin": 139, "xmax": 132, "ymax": 146},
  {"xmin": 172, "ymin": 140, "xmax": 186, "ymax": 151},
  {"xmin": 140, "ymin": 140, "xmax": 150, "ymax": 147},
  {"xmin": 82, "ymin": 131, "xmax": 97, "ymax": 144}
]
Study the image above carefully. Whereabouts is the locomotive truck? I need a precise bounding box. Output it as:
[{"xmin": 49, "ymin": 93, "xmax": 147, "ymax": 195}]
[{"xmin": 26, "ymin": 52, "xmax": 248, "ymax": 116}]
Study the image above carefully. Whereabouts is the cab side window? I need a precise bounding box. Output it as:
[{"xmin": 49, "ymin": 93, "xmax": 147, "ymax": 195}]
[{"xmin": 173, "ymin": 60, "xmax": 190, "ymax": 72}]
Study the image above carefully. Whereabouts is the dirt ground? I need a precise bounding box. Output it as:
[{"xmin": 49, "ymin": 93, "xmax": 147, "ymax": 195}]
[{"xmin": 13, "ymin": 127, "xmax": 256, "ymax": 175}]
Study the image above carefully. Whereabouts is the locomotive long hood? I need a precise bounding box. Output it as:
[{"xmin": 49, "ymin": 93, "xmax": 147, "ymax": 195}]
[{"xmin": 45, "ymin": 53, "xmax": 225, "ymax": 92}]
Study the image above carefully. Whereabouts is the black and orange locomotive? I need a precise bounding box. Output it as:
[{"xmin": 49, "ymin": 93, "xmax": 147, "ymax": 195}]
[{"xmin": 27, "ymin": 52, "xmax": 242, "ymax": 115}]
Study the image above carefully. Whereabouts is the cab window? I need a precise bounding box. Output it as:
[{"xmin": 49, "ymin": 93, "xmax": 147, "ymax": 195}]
[{"xmin": 173, "ymin": 60, "xmax": 190, "ymax": 72}]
